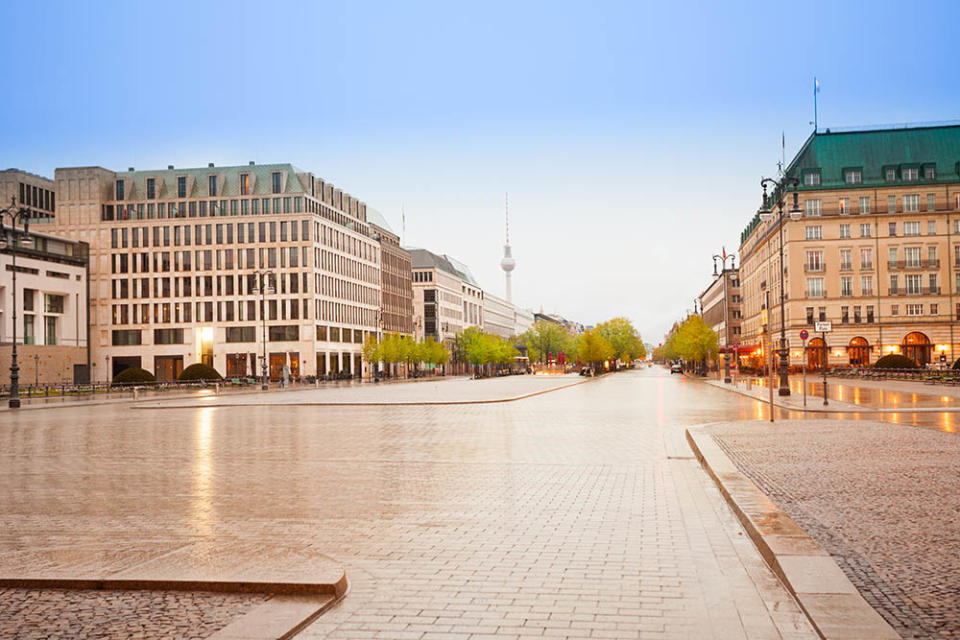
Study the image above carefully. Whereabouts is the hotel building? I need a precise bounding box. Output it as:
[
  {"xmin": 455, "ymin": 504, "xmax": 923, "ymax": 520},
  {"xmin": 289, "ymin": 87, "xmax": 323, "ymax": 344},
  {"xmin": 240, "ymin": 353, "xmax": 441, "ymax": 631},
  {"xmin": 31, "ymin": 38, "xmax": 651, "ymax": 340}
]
[
  {"xmin": 50, "ymin": 162, "xmax": 382, "ymax": 381},
  {"xmin": 739, "ymin": 124, "xmax": 960, "ymax": 369},
  {"xmin": 367, "ymin": 208, "xmax": 413, "ymax": 336},
  {"xmin": 410, "ymin": 248, "xmax": 465, "ymax": 348},
  {"xmin": 698, "ymin": 266, "xmax": 741, "ymax": 363}
]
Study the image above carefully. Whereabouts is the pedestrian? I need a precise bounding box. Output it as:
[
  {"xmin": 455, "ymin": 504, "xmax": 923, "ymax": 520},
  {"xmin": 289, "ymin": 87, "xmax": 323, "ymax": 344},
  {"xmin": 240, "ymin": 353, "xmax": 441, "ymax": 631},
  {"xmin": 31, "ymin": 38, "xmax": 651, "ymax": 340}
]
[{"xmin": 281, "ymin": 364, "xmax": 290, "ymax": 388}]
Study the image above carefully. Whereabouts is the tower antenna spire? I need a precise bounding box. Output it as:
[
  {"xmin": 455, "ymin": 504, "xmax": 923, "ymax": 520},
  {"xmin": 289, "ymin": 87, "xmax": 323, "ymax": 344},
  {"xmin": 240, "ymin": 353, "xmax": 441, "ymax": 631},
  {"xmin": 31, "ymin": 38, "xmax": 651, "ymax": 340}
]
[
  {"xmin": 500, "ymin": 192, "xmax": 515, "ymax": 303},
  {"xmin": 505, "ymin": 192, "xmax": 510, "ymax": 245}
]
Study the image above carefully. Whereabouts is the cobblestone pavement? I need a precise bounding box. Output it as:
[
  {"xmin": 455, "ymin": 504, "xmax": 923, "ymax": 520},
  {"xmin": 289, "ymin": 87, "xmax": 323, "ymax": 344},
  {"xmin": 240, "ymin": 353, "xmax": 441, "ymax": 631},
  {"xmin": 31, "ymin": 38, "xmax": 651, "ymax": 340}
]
[
  {"xmin": 2, "ymin": 369, "xmax": 823, "ymax": 638},
  {"xmin": 711, "ymin": 419, "xmax": 960, "ymax": 639},
  {"xmin": 0, "ymin": 587, "xmax": 267, "ymax": 639}
]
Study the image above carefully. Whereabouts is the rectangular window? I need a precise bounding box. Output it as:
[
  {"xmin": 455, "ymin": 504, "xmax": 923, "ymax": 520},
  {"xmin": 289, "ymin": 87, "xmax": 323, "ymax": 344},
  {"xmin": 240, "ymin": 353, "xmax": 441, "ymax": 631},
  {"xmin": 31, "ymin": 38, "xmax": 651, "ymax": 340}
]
[
  {"xmin": 44, "ymin": 294, "xmax": 64, "ymax": 313},
  {"xmin": 805, "ymin": 225, "xmax": 822, "ymax": 240},
  {"xmin": 858, "ymin": 196, "xmax": 871, "ymax": 214},
  {"xmin": 268, "ymin": 325, "xmax": 299, "ymax": 341},
  {"xmin": 904, "ymin": 221, "xmax": 920, "ymax": 236},
  {"xmin": 805, "ymin": 250, "xmax": 824, "ymax": 271},
  {"xmin": 839, "ymin": 248, "xmax": 852, "ymax": 269},
  {"xmin": 890, "ymin": 274, "xmax": 899, "ymax": 294},
  {"xmin": 906, "ymin": 304, "xmax": 923, "ymax": 316},
  {"xmin": 886, "ymin": 167, "xmax": 897, "ymax": 181},
  {"xmin": 929, "ymin": 273, "xmax": 938, "ymax": 292},
  {"xmin": 803, "ymin": 172, "xmax": 820, "ymax": 186},
  {"xmin": 111, "ymin": 329, "xmax": 142, "ymax": 345},
  {"xmin": 931, "ymin": 303, "xmax": 938, "ymax": 315},
  {"xmin": 804, "ymin": 199, "xmax": 821, "ymax": 217},
  {"xmin": 841, "ymin": 306, "xmax": 849, "ymax": 323},
  {"xmin": 844, "ymin": 169, "xmax": 861, "ymax": 184},
  {"xmin": 861, "ymin": 275, "xmax": 873, "ymax": 296},
  {"xmin": 859, "ymin": 223, "xmax": 871, "ymax": 238},
  {"xmin": 841, "ymin": 276, "xmax": 853, "ymax": 297},
  {"xmin": 115, "ymin": 180, "xmax": 125, "ymax": 201},
  {"xmin": 208, "ymin": 175, "xmax": 217, "ymax": 197},
  {"xmin": 177, "ymin": 176, "xmax": 187, "ymax": 198},
  {"xmin": 904, "ymin": 247, "xmax": 920, "ymax": 267},
  {"xmin": 903, "ymin": 167, "xmax": 918, "ymax": 181},
  {"xmin": 903, "ymin": 194, "xmax": 919, "ymax": 212},
  {"xmin": 838, "ymin": 197, "xmax": 849, "ymax": 215},
  {"xmin": 887, "ymin": 195, "xmax": 897, "ymax": 213},
  {"xmin": 889, "ymin": 222, "xmax": 897, "ymax": 236},
  {"xmin": 927, "ymin": 220, "xmax": 936, "ymax": 235},
  {"xmin": 154, "ymin": 328, "xmax": 184, "ymax": 344},
  {"xmin": 926, "ymin": 194, "xmax": 936, "ymax": 212},
  {"xmin": 806, "ymin": 277, "xmax": 824, "ymax": 298},
  {"xmin": 906, "ymin": 274, "xmax": 922, "ymax": 294},
  {"xmin": 925, "ymin": 166, "xmax": 936, "ymax": 180},
  {"xmin": 146, "ymin": 178, "xmax": 155, "ymax": 199},
  {"xmin": 839, "ymin": 224, "xmax": 851, "ymax": 239},
  {"xmin": 272, "ymin": 172, "xmax": 282, "ymax": 194}
]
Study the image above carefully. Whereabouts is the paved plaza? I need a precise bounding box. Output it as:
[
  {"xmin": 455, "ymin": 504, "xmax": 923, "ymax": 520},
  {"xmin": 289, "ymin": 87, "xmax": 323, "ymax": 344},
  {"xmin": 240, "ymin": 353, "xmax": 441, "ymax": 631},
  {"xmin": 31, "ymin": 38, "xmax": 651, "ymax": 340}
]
[
  {"xmin": 1, "ymin": 369, "xmax": 822, "ymax": 639},
  {"xmin": 710, "ymin": 419, "xmax": 960, "ymax": 639}
]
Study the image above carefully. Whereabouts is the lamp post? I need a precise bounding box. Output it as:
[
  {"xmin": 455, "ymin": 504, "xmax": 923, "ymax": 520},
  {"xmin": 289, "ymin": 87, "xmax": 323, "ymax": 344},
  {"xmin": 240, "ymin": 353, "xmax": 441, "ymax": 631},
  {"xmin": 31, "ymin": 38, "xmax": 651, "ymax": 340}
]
[
  {"xmin": 251, "ymin": 270, "xmax": 275, "ymax": 390},
  {"xmin": 758, "ymin": 176, "xmax": 802, "ymax": 397},
  {"xmin": 712, "ymin": 250, "xmax": 737, "ymax": 384},
  {"xmin": 1, "ymin": 199, "xmax": 33, "ymax": 408}
]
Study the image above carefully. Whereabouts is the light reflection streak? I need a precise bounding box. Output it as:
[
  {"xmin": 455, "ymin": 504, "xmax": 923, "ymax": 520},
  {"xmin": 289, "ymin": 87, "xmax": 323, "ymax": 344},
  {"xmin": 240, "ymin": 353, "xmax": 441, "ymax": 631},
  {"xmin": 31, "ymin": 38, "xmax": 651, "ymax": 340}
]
[{"xmin": 193, "ymin": 407, "xmax": 215, "ymax": 538}]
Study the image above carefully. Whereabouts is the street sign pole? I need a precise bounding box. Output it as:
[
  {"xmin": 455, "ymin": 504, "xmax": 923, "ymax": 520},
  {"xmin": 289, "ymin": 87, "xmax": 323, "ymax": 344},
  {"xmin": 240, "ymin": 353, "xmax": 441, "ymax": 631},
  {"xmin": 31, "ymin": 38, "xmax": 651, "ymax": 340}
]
[
  {"xmin": 799, "ymin": 329, "xmax": 809, "ymax": 408},
  {"xmin": 814, "ymin": 322, "xmax": 831, "ymax": 407}
]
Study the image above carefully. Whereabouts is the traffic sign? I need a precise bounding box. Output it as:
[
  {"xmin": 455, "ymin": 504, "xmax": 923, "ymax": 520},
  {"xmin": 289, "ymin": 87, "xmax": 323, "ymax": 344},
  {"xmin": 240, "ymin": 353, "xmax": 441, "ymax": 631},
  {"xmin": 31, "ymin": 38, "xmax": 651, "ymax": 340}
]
[
  {"xmin": 814, "ymin": 321, "xmax": 832, "ymax": 332},
  {"xmin": 799, "ymin": 329, "xmax": 809, "ymax": 341}
]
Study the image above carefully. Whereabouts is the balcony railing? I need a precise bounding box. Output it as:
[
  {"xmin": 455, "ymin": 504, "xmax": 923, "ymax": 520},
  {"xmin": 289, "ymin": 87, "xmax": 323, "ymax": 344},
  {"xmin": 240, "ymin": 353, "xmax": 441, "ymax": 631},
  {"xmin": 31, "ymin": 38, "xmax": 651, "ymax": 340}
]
[
  {"xmin": 803, "ymin": 263, "xmax": 825, "ymax": 272},
  {"xmin": 839, "ymin": 263, "xmax": 853, "ymax": 272},
  {"xmin": 889, "ymin": 287, "xmax": 941, "ymax": 296},
  {"xmin": 805, "ymin": 290, "xmax": 827, "ymax": 299},
  {"xmin": 860, "ymin": 262, "xmax": 873, "ymax": 270},
  {"xmin": 888, "ymin": 259, "xmax": 940, "ymax": 270}
]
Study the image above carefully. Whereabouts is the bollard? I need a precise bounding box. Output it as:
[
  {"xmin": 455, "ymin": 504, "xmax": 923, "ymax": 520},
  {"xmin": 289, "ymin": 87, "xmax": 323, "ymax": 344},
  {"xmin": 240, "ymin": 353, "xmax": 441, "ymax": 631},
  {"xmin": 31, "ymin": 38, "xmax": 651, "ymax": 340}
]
[
  {"xmin": 133, "ymin": 387, "xmax": 139, "ymax": 400},
  {"xmin": 215, "ymin": 383, "xmax": 220, "ymax": 395}
]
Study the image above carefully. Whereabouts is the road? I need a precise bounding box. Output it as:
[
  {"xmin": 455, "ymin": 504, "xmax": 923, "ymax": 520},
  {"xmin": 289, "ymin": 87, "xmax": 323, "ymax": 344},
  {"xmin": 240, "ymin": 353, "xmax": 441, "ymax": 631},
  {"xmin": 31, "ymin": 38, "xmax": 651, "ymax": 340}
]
[{"xmin": 2, "ymin": 367, "xmax": 948, "ymax": 638}]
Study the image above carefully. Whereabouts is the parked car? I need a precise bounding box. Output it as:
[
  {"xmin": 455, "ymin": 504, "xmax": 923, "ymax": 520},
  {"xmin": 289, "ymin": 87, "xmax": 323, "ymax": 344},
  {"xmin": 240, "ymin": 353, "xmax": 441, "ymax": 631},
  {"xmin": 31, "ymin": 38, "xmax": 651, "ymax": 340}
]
[{"xmin": 670, "ymin": 363, "xmax": 683, "ymax": 374}]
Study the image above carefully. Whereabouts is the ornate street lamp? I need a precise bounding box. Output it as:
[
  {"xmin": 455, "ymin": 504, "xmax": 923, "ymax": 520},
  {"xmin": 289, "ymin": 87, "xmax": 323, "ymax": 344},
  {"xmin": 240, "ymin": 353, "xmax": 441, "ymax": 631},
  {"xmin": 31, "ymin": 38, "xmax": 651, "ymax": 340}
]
[
  {"xmin": 0, "ymin": 198, "xmax": 34, "ymax": 408},
  {"xmin": 758, "ymin": 177, "xmax": 802, "ymax": 396},
  {"xmin": 251, "ymin": 270, "xmax": 275, "ymax": 390},
  {"xmin": 712, "ymin": 250, "xmax": 737, "ymax": 384}
]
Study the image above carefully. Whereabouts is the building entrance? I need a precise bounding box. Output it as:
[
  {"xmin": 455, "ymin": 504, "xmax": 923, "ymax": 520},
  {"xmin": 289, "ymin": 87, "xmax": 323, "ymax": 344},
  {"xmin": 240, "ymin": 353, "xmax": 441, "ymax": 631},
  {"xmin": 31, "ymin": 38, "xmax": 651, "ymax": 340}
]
[{"xmin": 902, "ymin": 332, "xmax": 932, "ymax": 366}]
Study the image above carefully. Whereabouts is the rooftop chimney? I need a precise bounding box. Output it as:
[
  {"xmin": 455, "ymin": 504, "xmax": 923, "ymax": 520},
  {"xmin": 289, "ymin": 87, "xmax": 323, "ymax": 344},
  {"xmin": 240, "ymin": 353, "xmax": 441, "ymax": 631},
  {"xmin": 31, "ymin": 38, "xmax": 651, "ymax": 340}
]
[
  {"xmin": 128, "ymin": 167, "xmax": 134, "ymax": 171},
  {"xmin": 208, "ymin": 162, "xmax": 214, "ymax": 168},
  {"xmin": 167, "ymin": 165, "xmax": 174, "ymax": 170},
  {"xmin": 249, "ymin": 161, "xmax": 255, "ymax": 165}
]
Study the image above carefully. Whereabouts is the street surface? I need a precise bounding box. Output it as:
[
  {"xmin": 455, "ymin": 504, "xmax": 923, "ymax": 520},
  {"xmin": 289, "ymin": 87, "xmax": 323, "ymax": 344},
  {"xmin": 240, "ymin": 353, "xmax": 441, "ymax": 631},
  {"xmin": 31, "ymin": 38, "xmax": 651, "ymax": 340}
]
[{"xmin": 1, "ymin": 367, "xmax": 954, "ymax": 638}]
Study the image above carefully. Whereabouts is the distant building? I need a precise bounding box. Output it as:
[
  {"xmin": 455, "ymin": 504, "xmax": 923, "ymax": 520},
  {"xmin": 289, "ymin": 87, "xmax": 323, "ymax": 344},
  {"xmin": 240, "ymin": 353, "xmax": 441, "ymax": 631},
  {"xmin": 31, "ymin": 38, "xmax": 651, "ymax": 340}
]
[
  {"xmin": 0, "ymin": 228, "xmax": 89, "ymax": 384},
  {"xmin": 514, "ymin": 306, "xmax": 534, "ymax": 335},
  {"xmin": 534, "ymin": 311, "xmax": 585, "ymax": 334},
  {"xmin": 0, "ymin": 169, "xmax": 57, "ymax": 222},
  {"xmin": 482, "ymin": 291, "xmax": 515, "ymax": 339},
  {"xmin": 698, "ymin": 266, "xmax": 741, "ymax": 365},
  {"xmin": 367, "ymin": 208, "xmax": 413, "ymax": 336},
  {"xmin": 410, "ymin": 248, "xmax": 465, "ymax": 348}
]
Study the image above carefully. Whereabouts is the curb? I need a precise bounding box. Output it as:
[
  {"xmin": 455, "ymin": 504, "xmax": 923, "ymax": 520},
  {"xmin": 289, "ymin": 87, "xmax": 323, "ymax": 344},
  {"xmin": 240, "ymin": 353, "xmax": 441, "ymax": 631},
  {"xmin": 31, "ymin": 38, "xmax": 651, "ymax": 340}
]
[
  {"xmin": 131, "ymin": 378, "xmax": 591, "ymax": 410},
  {"xmin": 686, "ymin": 426, "xmax": 898, "ymax": 640},
  {"xmin": 0, "ymin": 573, "xmax": 349, "ymax": 640}
]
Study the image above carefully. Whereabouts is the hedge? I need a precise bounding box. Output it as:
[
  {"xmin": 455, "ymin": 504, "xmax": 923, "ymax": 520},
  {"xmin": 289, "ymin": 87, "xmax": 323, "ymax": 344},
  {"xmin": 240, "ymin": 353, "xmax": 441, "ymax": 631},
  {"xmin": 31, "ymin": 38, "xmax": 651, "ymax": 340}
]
[
  {"xmin": 113, "ymin": 367, "xmax": 156, "ymax": 384},
  {"xmin": 874, "ymin": 354, "xmax": 918, "ymax": 369},
  {"xmin": 178, "ymin": 363, "xmax": 223, "ymax": 382}
]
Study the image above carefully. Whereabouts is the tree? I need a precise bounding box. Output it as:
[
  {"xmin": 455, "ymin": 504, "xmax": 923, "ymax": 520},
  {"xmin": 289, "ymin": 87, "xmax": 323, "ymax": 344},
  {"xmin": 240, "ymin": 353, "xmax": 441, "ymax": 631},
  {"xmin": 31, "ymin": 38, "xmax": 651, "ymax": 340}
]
[
  {"xmin": 596, "ymin": 317, "xmax": 645, "ymax": 365},
  {"xmin": 673, "ymin": 315, "xmax": 718, "ymax": 374},
  {"xmin": 521, "ymin": 320, "xmax": 572, "ymax": 364},
  {"xmin": 578, "ymin": 329, "xmax": 614, "ymax": 372}
]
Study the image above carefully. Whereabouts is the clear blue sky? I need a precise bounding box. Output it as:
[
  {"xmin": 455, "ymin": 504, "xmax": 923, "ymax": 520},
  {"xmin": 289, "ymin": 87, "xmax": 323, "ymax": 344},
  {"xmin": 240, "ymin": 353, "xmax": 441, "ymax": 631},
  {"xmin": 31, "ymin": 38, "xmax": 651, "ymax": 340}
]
[{"xmin": 4, "ymin": 0, "xmax": 960, "ymax": 341}]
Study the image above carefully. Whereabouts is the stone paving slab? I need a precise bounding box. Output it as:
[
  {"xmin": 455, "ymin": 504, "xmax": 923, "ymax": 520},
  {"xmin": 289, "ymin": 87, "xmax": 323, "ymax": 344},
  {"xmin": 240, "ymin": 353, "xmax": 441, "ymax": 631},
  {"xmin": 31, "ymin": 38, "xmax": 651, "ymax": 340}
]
[{"xmin": 706, "ymin": 418, "xmax": 960, "ymax": 639}]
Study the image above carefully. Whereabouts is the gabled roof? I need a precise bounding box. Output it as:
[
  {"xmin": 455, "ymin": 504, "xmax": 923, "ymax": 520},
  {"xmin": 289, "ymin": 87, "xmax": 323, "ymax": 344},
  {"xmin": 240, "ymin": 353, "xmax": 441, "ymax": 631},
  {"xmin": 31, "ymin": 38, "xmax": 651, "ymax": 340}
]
[
  {"xmin": 365, "ymin": 206, "xmax": 397, "ymax": 235},
  {"xmin": 785, "ymin": 123, "xmax": 960, "ymax": 190},
  {"xmin": 408, "ymin": 248, "xmax": 460, "ymax": 276}
]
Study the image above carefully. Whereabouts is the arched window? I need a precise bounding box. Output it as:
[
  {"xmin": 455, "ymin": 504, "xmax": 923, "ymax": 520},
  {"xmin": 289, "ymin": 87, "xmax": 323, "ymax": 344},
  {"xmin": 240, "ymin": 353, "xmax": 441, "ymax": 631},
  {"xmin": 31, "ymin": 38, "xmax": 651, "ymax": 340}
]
[
  {"xmin": 807, "ymin": 337, "xmax": 827, "ymax": 369},
  {"xmin": 902, "ymin": 332, "xmax": 931, "ymax": 366},
  {"xmin": 848, "ymin": 337, "xmax": 870, "ymax": 366}
]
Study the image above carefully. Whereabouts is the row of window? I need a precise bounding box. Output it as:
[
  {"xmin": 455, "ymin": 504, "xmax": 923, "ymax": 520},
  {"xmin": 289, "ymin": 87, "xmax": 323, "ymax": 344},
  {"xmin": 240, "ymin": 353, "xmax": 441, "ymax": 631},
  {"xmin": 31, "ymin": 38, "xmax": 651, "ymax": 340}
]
[
  {"xmin": 111, "ymin": 247, "xmax": 306, "ymax": 274},
  {"xmin": 805, "ymin": 274, "xmax": 940, "ymax": 298},
  {"xmin": 21, "ymin": 289, "xmax": 65, "ymax": 313},
  {"xmin": 18, "ymin": 182, "xmax": 55, "ymax": 212},
  {"xmin": 105, "ymin": 196, "xmax": 304, "ymax": 221},
  {"xmin": 803, "ymin": 164, "xmax": 939, "ymax": 187},
  {"xmin": 110, "ymin": 220, "xmax": 310, "ymax": 249},
  {"xmin": 117, "ymin": 172, "xmax": 283, "ymax": 201},
  {"xmin": 808, "ymin": 246, "xmax": 945, "ymax": 271},
  {"xmin": 805, "ymin": 218, "xmax": 955, "ymax": 240},
  {"xmin": 803, "ymin": 193, "xmax": 960, "ymax": 217},
  {"xmin": 112, "ymin": 298, "xmax": 312, "ymax": 326}
]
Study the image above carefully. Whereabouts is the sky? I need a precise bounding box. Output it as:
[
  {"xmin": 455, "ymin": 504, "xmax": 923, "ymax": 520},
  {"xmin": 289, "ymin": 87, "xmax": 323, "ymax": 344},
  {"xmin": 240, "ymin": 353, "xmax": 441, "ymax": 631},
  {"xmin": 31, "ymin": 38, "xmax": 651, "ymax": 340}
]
[{"xmin": 3, "ymin": 0, "xmax": 960, "ymax": 341}]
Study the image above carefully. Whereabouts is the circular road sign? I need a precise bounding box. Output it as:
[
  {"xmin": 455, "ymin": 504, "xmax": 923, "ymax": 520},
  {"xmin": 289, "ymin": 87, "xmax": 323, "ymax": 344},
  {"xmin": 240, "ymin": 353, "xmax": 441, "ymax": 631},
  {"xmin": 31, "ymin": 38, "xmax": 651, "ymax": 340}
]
[{"xmin": 799, "ymin": 329, "xmax": 809, "ymax": 341}]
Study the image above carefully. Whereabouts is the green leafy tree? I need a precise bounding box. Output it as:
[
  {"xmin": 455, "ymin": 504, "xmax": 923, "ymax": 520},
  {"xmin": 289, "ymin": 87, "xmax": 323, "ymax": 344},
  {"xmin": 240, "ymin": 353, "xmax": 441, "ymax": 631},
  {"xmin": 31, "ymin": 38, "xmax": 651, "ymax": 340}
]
[
  {"xmin": 578, "ymin": 329, "xmax": 615, "ymax": 371},
  {"xmin": 596, "ymin": 317, "xmax": 645, "ymax": 364},
  {"xmin": 521, "ymin": 320, "xmax": 572, "ymax": 363},
  {"xmin": 673, "ymin": 315, "xmax": 718, "ymax": 373}
]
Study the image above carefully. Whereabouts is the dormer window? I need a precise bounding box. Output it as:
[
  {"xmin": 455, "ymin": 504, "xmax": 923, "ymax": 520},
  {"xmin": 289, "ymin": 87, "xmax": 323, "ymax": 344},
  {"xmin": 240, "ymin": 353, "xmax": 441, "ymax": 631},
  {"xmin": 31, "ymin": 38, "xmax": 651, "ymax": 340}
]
[
  {"xmin": 803, "ymin": 171, "xmax": 820, "ymax": 187},
  {"xmin": 844, "ymin": 169, "xmax": 861, "ymax": 184},
  {"xmin": 177, "ymin": 176, "xmax": 187, "ymax": 198},
  {"xmin": 271, "ymin": 172, "xmax": 282, "ymax": 194},
  {"xmin": 902, "ymin": 167, "xmax": 918, "ymax": 181},
  {"xmin": 885, "ymin": 167, "xmax": 897, "ymax": 181},
  {"xmin": 116, "ymin": 180, "xmax": 125, "ymax": 201},
  {"xmin": 240, "ymin": 173, "xmax": 251, "ymax": 195},
  {"xmin": 924, "ymin": 165, "xmax": 936, "ymax": 180},
  {"xmin": 146, "ymin": 178, "xmax": 156, "ymax": 199},
  {"xmin": 208, "ymin": 175, "xmax": 217, "ymax": 197}
]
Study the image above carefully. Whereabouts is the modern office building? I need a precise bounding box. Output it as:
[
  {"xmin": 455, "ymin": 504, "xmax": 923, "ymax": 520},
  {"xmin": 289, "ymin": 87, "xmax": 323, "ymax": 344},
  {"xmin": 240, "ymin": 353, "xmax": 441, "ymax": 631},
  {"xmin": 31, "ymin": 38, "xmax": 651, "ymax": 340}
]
[
  {"xmin": 367, "ymin": 208, "xmax": 413, "ymax": 336},
  {"xmin": 0, "ymin": 228, "xmax": 89, "ymax": 384},
  {"xmin": 0, "ymin": 169, "xmax": 57, "ymax": 222},
  {"xmin": 410, "ymin": 248, "xmax": 465, "ymax": 348},
  {"xmin": 514, "ymin": 306, "xmax": 535, "ymax": 336},
  {"xmin": 482, "ymin": 291, "xmax": 515, "ymax": 339},
  {"xmin": 50, "ymin": 162, "xmax": 382, "ymax": 381},
  {"xmin": 738, "ymin": 123, "xmax": 960, "ymax": 370}
]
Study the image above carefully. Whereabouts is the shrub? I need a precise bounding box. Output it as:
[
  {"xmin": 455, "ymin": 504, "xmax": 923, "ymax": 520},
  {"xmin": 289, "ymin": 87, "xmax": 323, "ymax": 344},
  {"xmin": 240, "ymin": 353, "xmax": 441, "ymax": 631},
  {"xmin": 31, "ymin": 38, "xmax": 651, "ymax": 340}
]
[
  {"xmin": 113, "ymin": 367, "xmax": 156, "ymax": 384},
  {"xmin": 874, "ymin": 354, "xmax": 917, "ymax": 369},
  {"xmin": 953, "ymin": 358, "xmax": 960, "ymax": 370},
  {"xmin": 178, "ymin": 363, "xmax": 223, "ymax": 382}
]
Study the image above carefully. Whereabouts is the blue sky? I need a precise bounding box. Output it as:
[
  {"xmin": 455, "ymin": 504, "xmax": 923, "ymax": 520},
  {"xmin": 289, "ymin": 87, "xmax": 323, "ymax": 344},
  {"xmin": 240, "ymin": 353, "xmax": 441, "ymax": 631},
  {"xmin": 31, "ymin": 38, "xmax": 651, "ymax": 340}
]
[{"xmin": 4, "ymin": 0, "xmax": 960, "ymax": 340}]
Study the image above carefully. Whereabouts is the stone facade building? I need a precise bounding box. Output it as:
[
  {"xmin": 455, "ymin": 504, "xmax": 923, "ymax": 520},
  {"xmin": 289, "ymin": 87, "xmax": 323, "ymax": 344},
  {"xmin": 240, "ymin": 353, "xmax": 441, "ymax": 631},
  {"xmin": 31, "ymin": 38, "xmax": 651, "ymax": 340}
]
[
  {"xmin": 0, "ymin": 228, "xmax": 89, "ymax": 384},
  {"xmin": 0, "ymin": 169, "xmax": 57, "ymax": 222},
  {"xmin": 739, "ymin": 124, "xmax": 960, "ymax": 369},
  {"xmin": 50, "ymin": 162, "xmax": 383, "ymax": 381},
  {"xmin": 698, "ymin": 266, "xmax": 741, "ymax": 364},
  {"xmin": 367, "ymin": 208, "xmax": 413, "ymax": 336},
  {"xmin": 410, "ymin": 248, "xmax": 465, "ymax": 348}
]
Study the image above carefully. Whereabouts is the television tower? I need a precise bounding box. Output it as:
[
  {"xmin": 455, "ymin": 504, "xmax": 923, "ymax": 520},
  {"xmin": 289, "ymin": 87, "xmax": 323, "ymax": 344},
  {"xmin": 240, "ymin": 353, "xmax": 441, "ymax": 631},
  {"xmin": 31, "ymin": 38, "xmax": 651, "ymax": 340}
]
[{"xmin": 500, "ymin": 192, "xmax": 515, "ymax": 303}]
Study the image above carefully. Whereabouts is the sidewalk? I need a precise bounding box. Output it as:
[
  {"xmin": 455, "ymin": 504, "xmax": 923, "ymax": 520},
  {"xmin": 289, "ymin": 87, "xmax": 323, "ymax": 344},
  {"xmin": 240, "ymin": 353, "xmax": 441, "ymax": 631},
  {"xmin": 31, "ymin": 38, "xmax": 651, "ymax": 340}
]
[{"xmin": 705, "ymin": 375, "xmax": 960, "ymax": 413}]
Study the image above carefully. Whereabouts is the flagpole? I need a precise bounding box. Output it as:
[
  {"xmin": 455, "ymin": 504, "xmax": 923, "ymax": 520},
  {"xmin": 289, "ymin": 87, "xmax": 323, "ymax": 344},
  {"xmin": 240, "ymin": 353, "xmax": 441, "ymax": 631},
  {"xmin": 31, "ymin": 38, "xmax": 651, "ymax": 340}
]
[{"xmin": 813, "ymin": 77, "xmax": 818, "ymax": 132}]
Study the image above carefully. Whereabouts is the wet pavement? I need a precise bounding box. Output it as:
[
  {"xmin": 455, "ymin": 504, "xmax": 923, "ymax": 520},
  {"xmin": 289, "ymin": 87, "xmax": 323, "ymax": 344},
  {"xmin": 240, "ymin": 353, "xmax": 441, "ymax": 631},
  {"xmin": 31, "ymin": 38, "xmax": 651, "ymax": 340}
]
[{"xmin": 1, "ymin": 367, "xmax": 954, "ymax": 638}]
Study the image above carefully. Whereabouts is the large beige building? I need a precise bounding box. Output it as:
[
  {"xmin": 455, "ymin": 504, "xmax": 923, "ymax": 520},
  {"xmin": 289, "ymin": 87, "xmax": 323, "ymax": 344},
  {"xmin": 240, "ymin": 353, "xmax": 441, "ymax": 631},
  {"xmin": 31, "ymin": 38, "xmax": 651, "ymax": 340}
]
[
  {"xmin": 367, "ymin": 208, "xmax": 413, "ymax": 336},
  {"xmin": 0, "ymin": 169, "xmax": 57, "ymax": 222},
  {"xmin": 410, "ymin": 248, "xmax": 465, "ymax": 348},
  {"xmin": 50, "ymin": 162, "xmax": 383, "ymax": 381},
  {"xmin": 739, "ymin": 124, "xmax": 960, "ymax": 370},
  {"xmin": 698, "ymin": 265, "xmax": 741, "ymax": 364}
]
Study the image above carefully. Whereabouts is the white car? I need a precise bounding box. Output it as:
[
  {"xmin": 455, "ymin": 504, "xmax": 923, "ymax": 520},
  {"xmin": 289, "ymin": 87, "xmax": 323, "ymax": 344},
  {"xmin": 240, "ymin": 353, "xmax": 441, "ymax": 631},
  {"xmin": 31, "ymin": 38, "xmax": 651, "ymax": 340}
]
[{"xmin": 670, "ymin": 364, "xmax": 683, "ymax": 374}]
